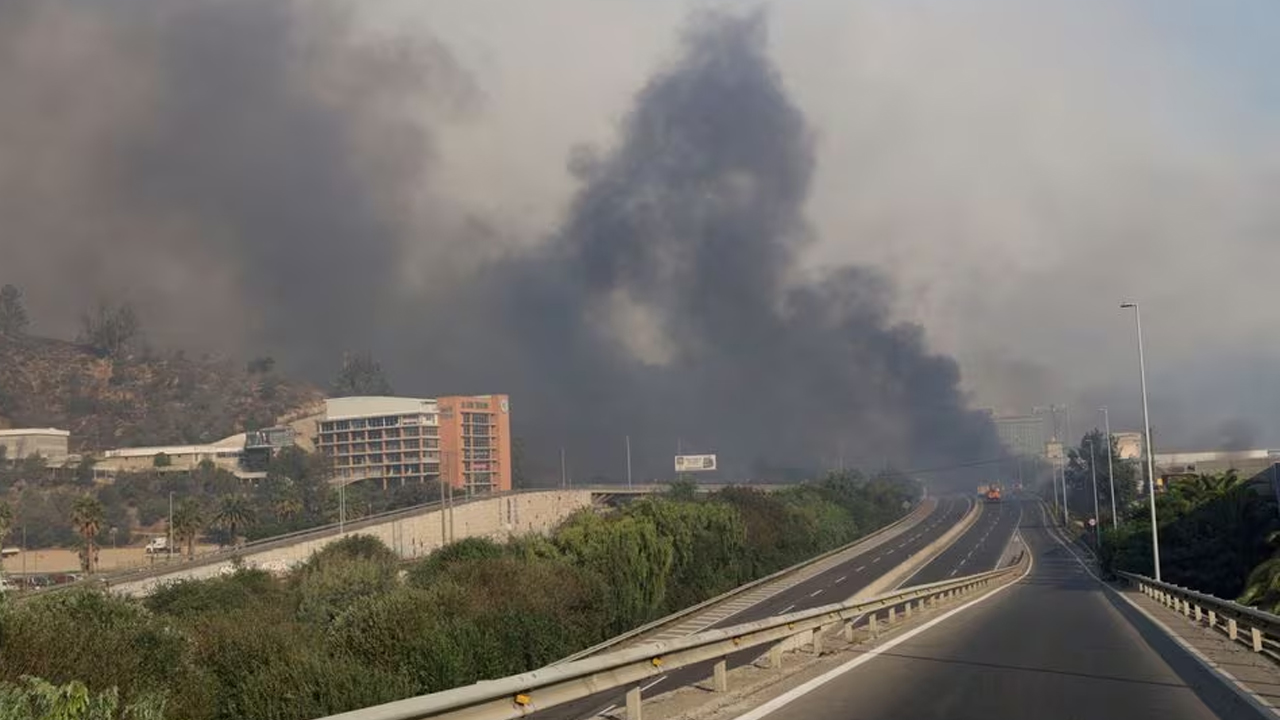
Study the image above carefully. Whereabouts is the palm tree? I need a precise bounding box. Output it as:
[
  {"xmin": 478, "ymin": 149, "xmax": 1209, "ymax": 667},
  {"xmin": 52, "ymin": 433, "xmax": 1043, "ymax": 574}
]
[
  {"xmin": 171, "ymin": 500, "xmax": 204, "ymax": 560},
  {"xmin": 273, "ymin": 497, "xmax": 302, "ymax": 523},
  {"xmin": 213, "ymin": 495, "xmax": 253, "ymax": 547},
  {"xmin": 71, "ymin": 496, "xmax": 105, "ymax": 574}
]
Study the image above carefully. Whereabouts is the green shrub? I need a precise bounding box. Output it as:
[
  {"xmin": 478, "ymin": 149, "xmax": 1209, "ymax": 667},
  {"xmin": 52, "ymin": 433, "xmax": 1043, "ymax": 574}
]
[
  {"xmin": 146, "ymin": 568, "xmax": 286, "ymax": 620},
  {"xmin": 0, "ymin": 590, "xmax": 188, "ymax": 712},
  {"xmin": 296, "ymin": 556, "xmax": 397, "ymax": 625},
  {"xmin": 404, "ymin": 537, "xmax": 505, "ymax": 586}
]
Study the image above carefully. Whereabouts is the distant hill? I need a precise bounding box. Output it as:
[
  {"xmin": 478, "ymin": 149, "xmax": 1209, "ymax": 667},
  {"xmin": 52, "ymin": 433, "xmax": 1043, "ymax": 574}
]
[{"xmin": 0, "ymin": 334, "xmax": 323, "ymax": 453}]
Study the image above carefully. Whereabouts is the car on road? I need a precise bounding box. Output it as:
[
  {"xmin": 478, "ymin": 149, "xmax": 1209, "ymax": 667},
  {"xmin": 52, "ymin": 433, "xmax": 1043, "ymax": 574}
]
[{"xmin": 145, "ymin": 537, "xmax": 172, "ymax": 554}]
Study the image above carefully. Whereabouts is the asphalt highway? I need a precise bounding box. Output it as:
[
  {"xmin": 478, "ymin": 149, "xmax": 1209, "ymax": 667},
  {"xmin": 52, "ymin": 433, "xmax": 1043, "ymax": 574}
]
[
  {"xmin": 527, "ymin": 496, "xmax": 973, "ymax": 720},
  {"xmin": 903, "ymin": 495, "xmax": 1024, "ymax": 586},
  {"xmin": 745, "ymin": 504, "xmax": 1270, "ymax": 720}
]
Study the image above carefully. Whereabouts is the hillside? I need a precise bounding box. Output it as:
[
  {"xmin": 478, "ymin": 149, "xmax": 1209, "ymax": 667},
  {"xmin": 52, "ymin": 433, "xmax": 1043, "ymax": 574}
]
[{"xmin": 0, "ymin": 334, "xmax": 323, "ymax": 452}]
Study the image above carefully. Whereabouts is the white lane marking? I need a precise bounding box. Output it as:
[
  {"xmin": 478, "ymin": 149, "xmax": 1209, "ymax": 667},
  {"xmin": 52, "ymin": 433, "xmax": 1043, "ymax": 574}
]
[
  {"xmin": 780, "ymin": 604, "xmax": 795, "ymax": 613},
  {"xmin": 872, "ymin": 556, "xmax": 882, "ymax": 564},
  {"xmin": 855, "ymin": 565, "xmax": 866, "ymax": 572},
  {"xmin": 836, "ymin": 575, "xmax": 848, "ymax": 584},
  {"xmin": 641, "ymin": 676, "xmax": 667, "ymax": 692},
  {"xmin": 886, "ymin": 549, "xmax": 895, "ymax": 555},
  {"xmin": 726, "ymin": 545, "xmax": 1034, "ymax": 720},
  {"xmin": 809, "ymin": 589, "xmax": 823, "ymax": 598},
  {"xmin": 1039, "ymin": 506, "xmax": 1280, "ymax": 717}
]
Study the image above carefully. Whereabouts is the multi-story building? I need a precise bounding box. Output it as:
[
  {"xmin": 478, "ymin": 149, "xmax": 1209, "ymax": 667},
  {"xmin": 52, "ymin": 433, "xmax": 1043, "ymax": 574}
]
[
  {"xmin": 0, "ymin": 428, "xmax": 70, "ymax": 464},
  {"xmin": 993, "ymin": 415, "xmax": 1049, "ymax": 458},
  {"xmin": 437, "ymin": 394, "xmax": 512, "ymax": 495},
  {"xmin": 316, "ymin": 395, "xmax": 511, "ymax": 494}
]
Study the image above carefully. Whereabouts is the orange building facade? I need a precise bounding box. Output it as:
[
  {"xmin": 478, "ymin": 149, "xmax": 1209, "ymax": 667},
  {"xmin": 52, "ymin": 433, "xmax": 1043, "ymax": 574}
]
[{"xmin": 436, "ymin": 394, "xmax": 512, "ymax": 494}]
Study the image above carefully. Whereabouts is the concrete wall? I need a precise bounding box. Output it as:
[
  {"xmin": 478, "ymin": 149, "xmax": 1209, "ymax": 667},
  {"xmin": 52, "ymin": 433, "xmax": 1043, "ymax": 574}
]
[{"xmin": 110, "ymin": 490, "xmax": 595, "ymax": 596}]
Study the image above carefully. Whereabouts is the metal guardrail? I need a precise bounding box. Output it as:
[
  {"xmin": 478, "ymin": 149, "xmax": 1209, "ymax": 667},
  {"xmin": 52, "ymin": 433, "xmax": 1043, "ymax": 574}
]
[
  {"xmin": 320, "ymin": 554, "xmax": 1027, "ymax": 720},
  {"xmin": 553, "ymin": 498, "xmax": 934, "ymax": 664},
  {"xmin": 1117, "ymin": 571, "xmax": 1280, "ymax": 658}
]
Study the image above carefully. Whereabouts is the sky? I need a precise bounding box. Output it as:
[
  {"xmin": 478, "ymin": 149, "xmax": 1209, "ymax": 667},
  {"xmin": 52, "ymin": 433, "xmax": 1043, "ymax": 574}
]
[
  {"xmin": 405, "ymin": 0, "xmax": 1280, "ymax": 450},
  {"xmin": 2, "ymin": 0, "xmax": 1279, "ymax": 473}
]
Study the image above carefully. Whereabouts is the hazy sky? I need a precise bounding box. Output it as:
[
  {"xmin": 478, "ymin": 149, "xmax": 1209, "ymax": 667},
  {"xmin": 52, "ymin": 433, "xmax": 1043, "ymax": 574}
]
[
  {"xmin": 402, "ymin": 0, "xmax": 1280, "ymax": 449},
  {"xmin": 3, "ymin": 0, "xmax": 1278, "ymax": 458}
]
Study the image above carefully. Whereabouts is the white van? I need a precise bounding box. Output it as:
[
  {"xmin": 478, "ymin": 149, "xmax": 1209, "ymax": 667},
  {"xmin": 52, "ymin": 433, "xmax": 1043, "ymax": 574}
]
[{"xmin": 145, "ymin": 537, "xmax": 171, "ymax": 554}]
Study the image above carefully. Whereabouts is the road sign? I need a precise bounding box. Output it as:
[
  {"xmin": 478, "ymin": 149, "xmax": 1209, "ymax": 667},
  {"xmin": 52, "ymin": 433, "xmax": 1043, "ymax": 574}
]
[{"xmin": 675, "ymin": 454, "xmax": 717, "ymax": 472}]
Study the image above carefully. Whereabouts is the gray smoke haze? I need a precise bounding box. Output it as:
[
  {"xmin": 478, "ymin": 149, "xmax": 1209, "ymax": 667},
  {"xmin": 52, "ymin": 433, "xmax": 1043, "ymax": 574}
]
[
  {"xmin": 0, "ymin": 1, "xmax": 1003, "ymax": 485},
  {"xmin": 0, "ymin": 0, "xmax": 475, "ymax": 371}
]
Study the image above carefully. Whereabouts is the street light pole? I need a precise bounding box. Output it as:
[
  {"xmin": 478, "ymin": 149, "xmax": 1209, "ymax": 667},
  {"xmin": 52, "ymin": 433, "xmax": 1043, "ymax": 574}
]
[
  {"xmin": 1102, "ymin": 406, "xmax": 1117, "ymax": 529},
  {"xmin": 1089, "ymin": 434, "xmax": 1101, "ymax": 547},
  {"xmin": 625, "ymin": 436, "xmax": 632, "ymax": 489},
  {"xmin": 1122, "ymin": 301, "xmax": 1161, "ymax": 581}
]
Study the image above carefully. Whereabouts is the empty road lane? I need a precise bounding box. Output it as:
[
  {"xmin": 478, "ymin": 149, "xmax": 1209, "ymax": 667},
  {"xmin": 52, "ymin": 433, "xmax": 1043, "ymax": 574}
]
[{"xmin": 738, "ymin": 505, "xmax": 1268, "ymax": 720}]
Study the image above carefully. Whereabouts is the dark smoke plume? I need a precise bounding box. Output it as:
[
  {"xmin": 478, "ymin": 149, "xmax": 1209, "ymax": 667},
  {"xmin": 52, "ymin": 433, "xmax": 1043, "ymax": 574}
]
[
  {"xmin": 0, "ymin": 4, "xmax": 1001, "ymax": 486},
  {"xmin": 405, "ymin": 12, "xmax": 1003, "ymax": 485}
]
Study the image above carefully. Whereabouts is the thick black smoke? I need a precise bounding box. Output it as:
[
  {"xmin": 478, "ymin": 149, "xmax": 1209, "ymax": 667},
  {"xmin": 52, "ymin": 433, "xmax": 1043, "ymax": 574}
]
[
  {"xmin": 405, "ymin": 13, "xmax": 1002, "ymax": 485},
  {"xmin": 0, "ymin": 4, "xmax": 1001, "ymax": 487}
]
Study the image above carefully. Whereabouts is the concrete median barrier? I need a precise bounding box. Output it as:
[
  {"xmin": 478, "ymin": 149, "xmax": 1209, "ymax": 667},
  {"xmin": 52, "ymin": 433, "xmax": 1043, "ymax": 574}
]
[{"xmin": 849, "ymin": 497, "xmax": 982, "ymax": 601}]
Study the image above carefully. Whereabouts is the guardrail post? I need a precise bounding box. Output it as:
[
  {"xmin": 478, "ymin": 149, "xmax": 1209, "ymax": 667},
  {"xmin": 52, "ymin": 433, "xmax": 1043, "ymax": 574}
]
[
  {"xmin": 904, "ymin": 600, "xmax": 914, "ymax": 618},
  {"xmin": 1182, "ymin": 600, "xmax": 1191, "ymax": 618},
  {"xmin": 1194, "ymin": 605, "xmax": 1202, "ymax": 623},
  {"xmin": 626, "ymin": 686, "xmax": 643, "ymax": 720},
  {"xmin": 843, "ymin": 620, "xmax": 856, "ymax": 642},
  {"xmin": 768, "ymin": 641, "xmax": 784, "ymax": 668},
  {"xmin": 888, "ymin": 607, "xmax": 897, "ymax": 624},
  {"xmin": 1208, "ymin": 610, "xmax": 1217, "ymax": 629},
  {"xmin": 713, "ymin": 659, "xmax": 728, "ymax": 692},
  {"xmin": 1229, "ymin": 618, "xmax": 1239, "ymax": 641},
  {"xmin": 1252, "ymin": 627, "xmax": 1264, "ymax": 653},
  {"xmin": 869, "ymin": 614, "xmax": 880, "ymax": 639},
  {"xmin": 812, "ymin": 626, "xmax": 824, "ymax": 655}
]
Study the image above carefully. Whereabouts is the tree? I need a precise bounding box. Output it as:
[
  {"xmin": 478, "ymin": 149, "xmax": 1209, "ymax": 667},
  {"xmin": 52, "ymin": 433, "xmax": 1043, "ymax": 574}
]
[
  {"xmin": 213, "ymin": 495, "xmax": 253, "ymax": 547},
  {"xmin": 1065, "ymin": 429, "xmax": 1138, "ymax": 523},
  {"xmin": 0, "ymin": 501, "xmax": 12, "ymax": 546},
  {"xmin": 331, "ymin": 352, "xmax": 393, "ymax": 396},
  {"xmin": 71, "ymin": 496, "xmax": 105, "ymax": 573},
  {"xmin": 0, "ymin": 283, "xmax": 29, "ymax": 336},
  {"xmin": 172, "ymin": 499, "xmax": 204, "ymax": 560},
  {"xmin": 152, "ymin": 452, "xmax": 172, "ymax": 468},
  {"xmin": 79, "ymin": 301, "xmax": 140, "ymax": 357}
]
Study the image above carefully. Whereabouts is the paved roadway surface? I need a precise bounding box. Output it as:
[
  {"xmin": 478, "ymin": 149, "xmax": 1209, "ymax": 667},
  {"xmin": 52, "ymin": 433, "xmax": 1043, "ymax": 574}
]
[
  {"xmin": 746, "ymin": 503, "xmax": 1270, "ymax": 720},
  {"xmin": 903, "ymin": 495, "xmax": 1024, "ymax": 586},
  {"xmin": 528, "ymin": 496, "xmax": 973, "ymax": 720}
]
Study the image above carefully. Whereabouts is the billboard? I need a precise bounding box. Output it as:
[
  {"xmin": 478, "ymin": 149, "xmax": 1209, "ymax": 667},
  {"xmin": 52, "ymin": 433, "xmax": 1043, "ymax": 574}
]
[{"xmin": 675, "ymin": 454, "xmax": 717, "ymax": 472}]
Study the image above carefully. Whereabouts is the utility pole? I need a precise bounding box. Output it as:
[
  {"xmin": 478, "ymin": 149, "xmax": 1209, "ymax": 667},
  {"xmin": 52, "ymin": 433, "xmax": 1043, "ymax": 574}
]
[
  {"xmin": 1061, "ymin": 453, "xmax": 1069, "ymax": 526},
  {"xmin": 560, "ymin": 447, "xmax": 567, "ymax": 489},
  {"xmin": 1102, "ymin": 407, "xmax": 1117, "ymax": 529},
  {"xmin": 1089, "ymin": 434, "xmax": 1101, "ymax": 547},
  {"xmin": 339, "ymin": 479, "xmax": 345, "ymax": 534},
  {"xmin": 625, "ymin": 436, "xmax": 632, "ymax": 489},
  {"xmin": 1122, "ymin": 301, "xmax": 1161, "ymax": 581},
  {"xmin": 168, "ymin": 491, "xmax": 174, "ymax": 562}
]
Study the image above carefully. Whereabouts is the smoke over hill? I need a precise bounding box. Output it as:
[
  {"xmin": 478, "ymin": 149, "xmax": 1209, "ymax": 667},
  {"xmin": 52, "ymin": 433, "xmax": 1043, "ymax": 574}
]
[{"xmin": 0, "ymin": 2, "xmax": 1000, "ymax": 485}]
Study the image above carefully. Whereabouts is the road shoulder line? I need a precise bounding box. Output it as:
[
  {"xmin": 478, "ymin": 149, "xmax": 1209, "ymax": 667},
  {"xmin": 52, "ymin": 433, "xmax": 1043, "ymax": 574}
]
[
  {"xmin": 723, "ymin": 533, "xmax": 1034, "ymax": 720},
  {"xmin": 1041, "ymin": 508, "xmax": 1280, "ymax": 719}
]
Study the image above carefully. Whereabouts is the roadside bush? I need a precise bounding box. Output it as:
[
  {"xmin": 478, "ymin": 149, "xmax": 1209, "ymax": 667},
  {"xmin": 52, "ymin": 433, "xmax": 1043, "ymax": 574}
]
[
  {"xmin": 146, "ymin": 568, "xmax": 287, "ymax": 620},
  {"xmin": 0, "ymin": 590, "xmax": 188, "ymax": 711},
  {"xmin": 186, "ymin": 613, "xmax": 410, "ymax": 720},
  {"xmin": 404, "ymin": 537, "xmax": 505, "ymax": 586},
  {"xmin": 296, "ymin": 555, "xmax": 398, "ymax": 625}
]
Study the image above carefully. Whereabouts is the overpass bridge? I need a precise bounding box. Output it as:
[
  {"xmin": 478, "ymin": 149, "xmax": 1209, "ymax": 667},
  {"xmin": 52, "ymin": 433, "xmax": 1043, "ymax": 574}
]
[{"xmin": 317, "ymin": 497, "xmax": 1280, "ymax": 720}]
